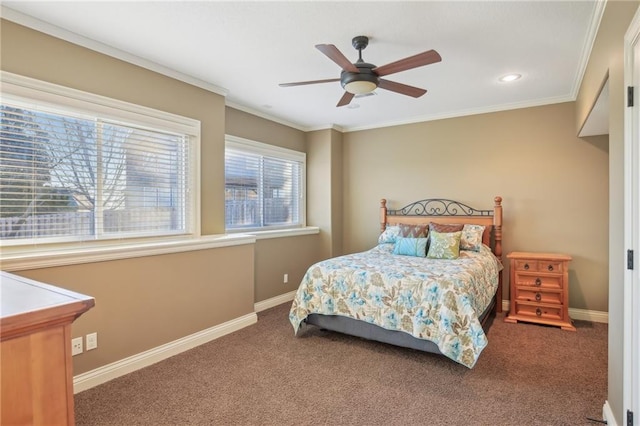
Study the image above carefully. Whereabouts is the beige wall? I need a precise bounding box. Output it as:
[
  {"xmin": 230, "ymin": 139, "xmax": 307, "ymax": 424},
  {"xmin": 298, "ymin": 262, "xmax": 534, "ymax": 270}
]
[
  {"xmin": 225, "ymin": 107, "xmax": 325, "ymax": 301},
  {"xmin": 0, "ymin": 20, "xmax": 226, "ymax": 235},
  {"xmin": 0, "ymin": 19, "xmax": 250, "ymax": 374},
  {"xmin": 307, "ymin": 130, "xmax": 334, "ymax": 256},
  {"xmin": 0, "ymin": 21, "xmax": 319, "ymax": 374},
  {"xmin": 575, "ymin": 2, "xmax": 640, "ymax": 424},
  {"xmin": 343, "ymin": 102, "xmax": 609, "ymax": 312},
  {"xmin": 330, "ymin": 129, "xmax": 344, "ymax": 256},
  {"xmin": 225, "ymin": 107, "xmax": 306, "ymax": 151},
  {"xmin": 18, "ymin": 246, "xmax": 254, "ymax": 374},
  {"xmin": 307, "ymin": 128, "xmax": 344, "ymax": 257},
  {"xmin": 254, "ymin": 236, "xmax": 324, "ymax": 302}
]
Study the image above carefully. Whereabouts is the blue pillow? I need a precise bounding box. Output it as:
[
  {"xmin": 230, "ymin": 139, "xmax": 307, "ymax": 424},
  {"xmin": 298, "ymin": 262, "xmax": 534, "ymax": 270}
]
[{"xmin": 393, "ymin": 237, "xmax": 428, "ymax": 257}]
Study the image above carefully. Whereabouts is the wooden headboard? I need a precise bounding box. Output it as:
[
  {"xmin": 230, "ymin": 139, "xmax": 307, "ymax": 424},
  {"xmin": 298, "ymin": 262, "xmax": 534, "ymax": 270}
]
[
  {"xmin": 380, "ymin": 196, "xmax": 503, "ymax": 312},
  {"xmin": 380, "ymin": 196, "xmax": 503, "ymax": 258}
]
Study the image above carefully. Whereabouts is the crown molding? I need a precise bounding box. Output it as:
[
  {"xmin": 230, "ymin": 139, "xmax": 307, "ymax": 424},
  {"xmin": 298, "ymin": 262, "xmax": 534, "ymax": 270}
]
[
  {"xmin": 1, "ymin": 4, "xmax": 601, "ymax": 136},
  {"xmin": 0, "ymin": 6, "xmax": 228, "ymax": 97},
  {"xmin": 569, "ymin": 0, "xmax": 607, "ymax": 99},
  {"xmin": 342, "ymin": 94, "xmax": 574, "ymax": 133},
  {"xmin": 225, "ymin": 101, "xmax": 308, "ymax": 131},
  {"xmin": 225, "ymin": 102, "xmax": 344, "ymax": 133},
  {"xmin": 307, "ymin": 123, "xmax": 346, "ymax": 133},
  {"xmin": 1, "ymin": 5, "xmax": 345, "ymax": 134}
]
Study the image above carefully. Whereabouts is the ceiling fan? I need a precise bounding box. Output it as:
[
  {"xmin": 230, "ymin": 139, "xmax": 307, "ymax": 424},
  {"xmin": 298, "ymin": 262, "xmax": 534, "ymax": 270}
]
[{"xmin": 279, "ymin": 36, "xmax": 442, "ymax": 107}]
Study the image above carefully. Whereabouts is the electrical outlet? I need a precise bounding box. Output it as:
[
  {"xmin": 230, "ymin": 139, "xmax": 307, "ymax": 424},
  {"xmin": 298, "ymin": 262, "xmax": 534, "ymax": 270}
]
[
  {"xmin": 283, "ymin": 273, "xmax": 288, "ymax": 283},
  {"xmin": 86, "ymin": 332, "xmax": 98, "ymax": 350},
  {"xmin": 71, "ymin": 337, "xmax": 83, "ymax": 356}
]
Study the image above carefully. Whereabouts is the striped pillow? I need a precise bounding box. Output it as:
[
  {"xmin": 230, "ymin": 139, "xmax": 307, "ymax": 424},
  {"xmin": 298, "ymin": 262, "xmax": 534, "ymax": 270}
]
[{"xmin": 393, "ymin": 237, "xmax": 428, "ymax": 257}]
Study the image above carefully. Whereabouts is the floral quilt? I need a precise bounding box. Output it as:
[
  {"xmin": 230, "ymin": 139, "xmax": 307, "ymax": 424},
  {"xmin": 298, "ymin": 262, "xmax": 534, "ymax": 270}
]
[{"xmin": 289, "ymin": 243, "xmax": 503, "ymax": 368}]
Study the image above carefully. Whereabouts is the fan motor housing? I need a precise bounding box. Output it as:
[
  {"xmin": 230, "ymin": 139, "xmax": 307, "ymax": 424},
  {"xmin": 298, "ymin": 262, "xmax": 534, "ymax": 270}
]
[{"xmin": 341, "ymin": 62, "xmax": 379, "ymax": 94}]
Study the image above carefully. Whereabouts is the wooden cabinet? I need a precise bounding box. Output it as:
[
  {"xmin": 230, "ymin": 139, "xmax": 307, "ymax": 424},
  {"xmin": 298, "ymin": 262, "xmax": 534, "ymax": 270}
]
[
  {"xmin": 1, "ymin": 271, "xmax": 95, "ymax": 425},
  {"xmin": 504, "ymin": 252, "xmax": 575, "ymax": 331}
]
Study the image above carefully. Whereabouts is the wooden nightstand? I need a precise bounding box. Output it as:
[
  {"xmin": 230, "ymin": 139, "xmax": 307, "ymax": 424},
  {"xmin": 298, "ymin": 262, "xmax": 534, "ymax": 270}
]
[{"xmin": 504, "ymin": 252, "xmax": 575, "ymax": 331}]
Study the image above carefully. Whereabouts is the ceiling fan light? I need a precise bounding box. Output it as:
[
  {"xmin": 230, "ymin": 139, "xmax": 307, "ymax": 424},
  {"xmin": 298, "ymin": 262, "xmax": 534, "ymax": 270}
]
[{"xmin": 345, "ymin": 80, "xmax": 377, "ymax": 94}]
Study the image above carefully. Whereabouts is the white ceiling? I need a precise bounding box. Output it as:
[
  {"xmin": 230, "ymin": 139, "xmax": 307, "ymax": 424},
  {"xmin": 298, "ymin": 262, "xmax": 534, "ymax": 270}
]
[{"xmin": 2, "ymin": 1, "xmax": 602, "ymax": 132}]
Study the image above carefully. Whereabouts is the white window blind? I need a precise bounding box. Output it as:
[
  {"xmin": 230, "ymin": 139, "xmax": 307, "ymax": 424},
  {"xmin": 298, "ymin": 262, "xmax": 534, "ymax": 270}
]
[
  {"xmin": 0, "ymin": 102, "xmax": 192, "ymax": 244},
  {"xmin": 225, "ymin": 136, "xmax": 305, "ymax": 231}
]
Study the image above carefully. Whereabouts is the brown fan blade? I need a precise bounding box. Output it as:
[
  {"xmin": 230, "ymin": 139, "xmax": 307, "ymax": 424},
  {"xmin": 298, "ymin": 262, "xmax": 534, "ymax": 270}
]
[
  {"xmin": 378, "ymin": 79, "xmax": 427, "ymax": 98},
  {"xmin": 316, "ymin": 44, "xmax": 359, "ymax": 73},
  {"xmin": 279, "ymin": 78, "xmax": 340, "ymax": 87},
  {"xmin": 337, "ymin": 92, "xmax": 355, "ymax": 107},
  {"xmin": 373, "ymin": 50, "xmax": 442, "ymax": 77}
]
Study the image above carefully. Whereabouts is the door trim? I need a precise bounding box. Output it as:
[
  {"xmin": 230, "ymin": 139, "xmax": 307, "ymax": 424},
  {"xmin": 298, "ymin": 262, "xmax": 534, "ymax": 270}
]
[{"xmin": 624, "ymin": 8, "xmax": 640, "ymax": 425}]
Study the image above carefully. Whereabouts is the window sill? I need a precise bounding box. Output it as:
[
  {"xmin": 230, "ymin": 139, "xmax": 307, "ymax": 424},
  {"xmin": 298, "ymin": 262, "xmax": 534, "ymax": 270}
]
[
  {"xmin": 0, "ymin": 234, "xmax": 256, "ymax": 272},
  {"xmin": 231, "ymin": 226, "xmax": 320, "ymax": 240}
]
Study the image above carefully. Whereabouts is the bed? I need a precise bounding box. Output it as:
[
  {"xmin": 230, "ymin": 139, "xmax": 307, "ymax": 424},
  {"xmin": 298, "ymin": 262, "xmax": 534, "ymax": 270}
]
[{"xmin": 289, "ymin": 196, "xmax": 503, "ymax": 368}]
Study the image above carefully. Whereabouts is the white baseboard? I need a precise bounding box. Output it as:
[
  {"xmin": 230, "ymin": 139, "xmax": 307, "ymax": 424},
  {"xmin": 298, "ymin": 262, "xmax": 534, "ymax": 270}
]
[
  {"xmin": 254, "ymin": 290, "xmax": 296, "ymax": 312},
  {"xmin": 73, "ymin": 312, "xmax": 257, "ymax": 394},
  {"xmin": 569, "ymin": 307, "xmax": 609, "ymax": 323},
  {"xmin": 603, "ymin": 400, "xmax": 618, "ymax": 426},
  {"xmin": 501, "ymin": 300, "xmax": 608, "ymax": 323}
]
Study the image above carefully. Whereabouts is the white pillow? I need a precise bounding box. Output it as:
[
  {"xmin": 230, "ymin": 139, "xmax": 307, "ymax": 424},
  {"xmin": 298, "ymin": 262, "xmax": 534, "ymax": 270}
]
[
  {"xmin": 378, "ymin": 225, "xmax": 401, "ymax": 244},
  {"xmin": 460, "ymin": 224, "xmax": 485, "ymax": 251}
]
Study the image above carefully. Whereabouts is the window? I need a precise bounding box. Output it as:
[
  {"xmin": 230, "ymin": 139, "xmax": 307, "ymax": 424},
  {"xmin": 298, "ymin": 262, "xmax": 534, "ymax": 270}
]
[
  {"xmin": 225, "ymin": 135, "xmax": 305, "ymax": 231},
  {"xmin": 0, "ymin": 74, "xmax": 200, "ymax": 247}
]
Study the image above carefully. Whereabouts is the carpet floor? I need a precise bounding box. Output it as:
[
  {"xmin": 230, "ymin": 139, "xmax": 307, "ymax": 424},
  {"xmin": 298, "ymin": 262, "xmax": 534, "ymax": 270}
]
[{"xmin": 75, "ymin": 303, "xmax": 607, "ymax": 425}]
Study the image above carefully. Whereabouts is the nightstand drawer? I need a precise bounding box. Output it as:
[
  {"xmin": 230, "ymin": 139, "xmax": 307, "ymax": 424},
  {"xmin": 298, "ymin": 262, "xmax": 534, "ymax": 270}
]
[
  {"xmin": 514, "ymin": 260, "xmax": 538, "ymax": 271},
  {"xmin": 514, "ymin": 302, "xmax": 563, "ymax": 321},
  {"xmin": 514, "ymin": 259, "xmax": 564, "ymax": 273},
  {"xmin": 515, "ymin": 288, "xmax": 562, "ymax": 304},
  {"xmin": 539, "ymin": 260, "xmax": 563, "ymax": 273},
  {"xmin": 513, "ymin": 273, "xmax": 562, "ymax": 289}
]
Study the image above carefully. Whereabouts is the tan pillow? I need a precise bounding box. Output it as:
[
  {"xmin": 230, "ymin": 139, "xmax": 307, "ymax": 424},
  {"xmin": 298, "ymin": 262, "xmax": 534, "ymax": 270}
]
[
  {"xmin": 398, "ymin": 223, "xmax": 429, "ymax": 238},
  {"xmin": 429, "ymin": 223, "xmax": 464, "ymax": 234}
]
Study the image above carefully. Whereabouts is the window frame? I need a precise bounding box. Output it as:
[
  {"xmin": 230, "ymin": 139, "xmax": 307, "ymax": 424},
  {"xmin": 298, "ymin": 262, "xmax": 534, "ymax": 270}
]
[
  {"xmin": 0, "ymin": 71, "xmax": 202, "ymax": 253},
  {"xmin": 224, "ymin": 135, "xmax": 306, "ymax": 233}
]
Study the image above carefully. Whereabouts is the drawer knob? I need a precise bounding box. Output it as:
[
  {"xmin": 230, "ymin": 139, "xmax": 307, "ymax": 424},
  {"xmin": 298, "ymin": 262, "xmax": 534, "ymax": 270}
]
[
  {"xmin": 535, "ymin": 292, "xmax": 541, "ymax": 301},
  {"xmin": 548, "ymin": 265, "xmax": 554, "ymax": 271},
  {"xmin": 535, "ymin": 278, "xmax": 542, "ymax": 286},
  {"xmin": 524, "ymin": 263, "xmax": 530, "ymax": 270},
  {"xmin": 536, "ymin": 308, "xmax": 542, "ymax": 317}
]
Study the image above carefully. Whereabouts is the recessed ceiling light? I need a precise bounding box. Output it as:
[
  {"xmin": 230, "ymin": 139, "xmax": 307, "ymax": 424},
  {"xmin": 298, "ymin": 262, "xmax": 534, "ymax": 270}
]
[
  {"xmin": 499, "ymin": 73, "xmax": 522, "ymax": 83},
  {"xmin": 347, "ymin": 103, "xmax": 360, "ymax": 109}
]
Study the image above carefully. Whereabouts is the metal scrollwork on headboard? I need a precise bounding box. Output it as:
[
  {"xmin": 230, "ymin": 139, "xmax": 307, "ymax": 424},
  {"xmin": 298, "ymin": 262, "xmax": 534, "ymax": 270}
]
[{"xmin": 388, "ymin": 199, "xmax": 493, "ymax": 217}]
